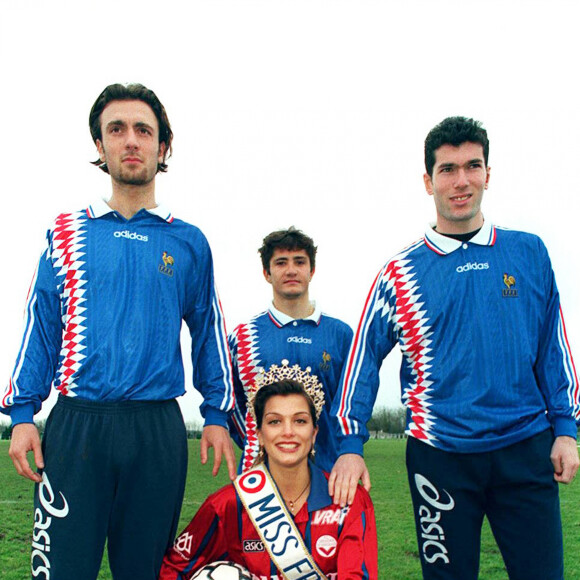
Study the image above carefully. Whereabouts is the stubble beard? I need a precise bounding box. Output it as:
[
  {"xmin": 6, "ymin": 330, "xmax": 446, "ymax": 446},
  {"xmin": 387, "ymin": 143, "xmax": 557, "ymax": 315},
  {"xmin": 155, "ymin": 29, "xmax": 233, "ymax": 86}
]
[{"xmin": 113, "ymin": 165, "xmax": 156, "ymax": 187}]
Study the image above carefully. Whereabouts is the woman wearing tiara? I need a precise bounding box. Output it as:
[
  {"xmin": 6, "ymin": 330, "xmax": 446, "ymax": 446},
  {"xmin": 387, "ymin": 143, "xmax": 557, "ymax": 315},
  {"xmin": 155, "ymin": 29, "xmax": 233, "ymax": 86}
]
[{"xmin": 159, "ymin": 361, "xmax": 378, "ymax": 580}]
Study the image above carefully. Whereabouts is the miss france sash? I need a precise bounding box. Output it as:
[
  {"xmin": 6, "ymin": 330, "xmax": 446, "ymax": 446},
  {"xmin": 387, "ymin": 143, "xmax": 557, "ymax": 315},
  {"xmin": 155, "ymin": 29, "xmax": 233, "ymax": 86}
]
[{"xmin": 234, "ymin": 464, "xmax": 328, "ymax": 580}]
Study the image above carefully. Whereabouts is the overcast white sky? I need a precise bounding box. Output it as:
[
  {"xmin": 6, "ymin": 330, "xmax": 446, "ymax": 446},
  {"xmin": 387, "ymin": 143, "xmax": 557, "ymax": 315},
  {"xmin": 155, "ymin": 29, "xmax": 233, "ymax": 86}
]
[{"xmin": 1, "ymin": 0, "xmax": 579, "ymax": 424}]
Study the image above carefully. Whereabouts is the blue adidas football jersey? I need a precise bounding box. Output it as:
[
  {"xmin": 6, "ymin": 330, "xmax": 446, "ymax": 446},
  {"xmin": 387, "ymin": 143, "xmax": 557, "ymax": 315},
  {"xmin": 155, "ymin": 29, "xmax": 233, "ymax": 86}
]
[
  {"xmin": 2, "ymin": 199, "xmax": 234, "ymax": 426},
  {"xmin": 229, "ymin": 305, "xmax": 352, "ymax": 472},
  {"xmin": 335, "ymin": 221, "xmax": 579, "ymax": 454}
]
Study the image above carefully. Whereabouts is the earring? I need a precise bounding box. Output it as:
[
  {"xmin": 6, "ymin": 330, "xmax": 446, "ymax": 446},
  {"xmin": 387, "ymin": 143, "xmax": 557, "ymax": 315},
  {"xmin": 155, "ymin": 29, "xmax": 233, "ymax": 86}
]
[
  {"xmin": 309, "ymin": 446, "xmax": 316, "ymax": 460},
  {"xmin": 257, "ymin": 446, "xmax": 266, "ymax": 462}
]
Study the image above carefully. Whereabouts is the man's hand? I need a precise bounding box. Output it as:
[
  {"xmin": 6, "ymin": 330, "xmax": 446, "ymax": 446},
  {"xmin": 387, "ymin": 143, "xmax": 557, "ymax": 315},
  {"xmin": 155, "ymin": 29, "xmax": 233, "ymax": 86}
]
[
  {"xmin": 8, "ymin": 423, "xmax": 43, "ymax": 483},
  {"xmin": 551, "ymin": 435, "xmax": 579, "ymax": 484},
  {"xmin": 328, "ymin": 453, "xmax": 371, "ymax": 507},
  {"xmin": 200, "ymin": 425, "xmax": 236, "ymax": 480}
]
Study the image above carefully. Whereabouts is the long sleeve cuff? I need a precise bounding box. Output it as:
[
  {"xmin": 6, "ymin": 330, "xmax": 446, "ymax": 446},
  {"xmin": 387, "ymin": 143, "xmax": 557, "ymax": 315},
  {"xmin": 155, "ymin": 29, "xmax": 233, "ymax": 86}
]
[
  {"xmin": 203, "ymin": 407, "xmax": 229, "ymax": 429},
  {"xmin": 338, "ymin": 435, "xmax": 365, "ymax": 456},
  {"xmin": 9, "ymin": 403, "xmax": 36, "ymax": 426},
  {"xmin": 552, "ymin": 416, "xmax": 578, "ymax": 439}
]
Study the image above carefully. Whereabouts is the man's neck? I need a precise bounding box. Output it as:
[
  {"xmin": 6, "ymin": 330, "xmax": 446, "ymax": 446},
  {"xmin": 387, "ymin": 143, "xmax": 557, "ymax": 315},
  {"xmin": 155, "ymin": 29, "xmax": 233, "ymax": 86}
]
[
  {"xmin": 272, "ymin": 295, "xmax": 314, "ymax": 320},
  {"xmin": 436, "ymin": 227, "xmax": 481, "ymax": 242},
  {"xmin": 108, "ymin": 182, "xmax": 157, "ymax": 220},
  {"xmin": 435, "ymin": 213, "xmax": 484, "ymax": 236}
]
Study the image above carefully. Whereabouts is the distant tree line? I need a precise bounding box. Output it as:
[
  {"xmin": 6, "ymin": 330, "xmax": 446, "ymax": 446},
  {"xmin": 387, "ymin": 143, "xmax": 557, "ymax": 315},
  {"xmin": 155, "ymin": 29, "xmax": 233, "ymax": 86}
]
[
  {"xmin": 1, "ymin": 423, "xmax": 12, "ymax": 440},
  {"xmin": 1, "ymin": 419, "xmax": 48, "ymax": 440},
  {"xmin": 366, "ymin": 406, "xmax": 406, "ymax": 436},
  {"xmin": 185, "ymin": 421, "xmax": 203, "ymax": 439}
]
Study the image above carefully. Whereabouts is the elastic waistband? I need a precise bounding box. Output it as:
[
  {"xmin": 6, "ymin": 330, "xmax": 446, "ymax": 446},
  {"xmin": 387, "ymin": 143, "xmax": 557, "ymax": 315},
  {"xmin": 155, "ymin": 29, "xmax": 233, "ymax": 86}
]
[{"xmin": 56, "ymin": 394, "xmax": 177, "ymax": 416}]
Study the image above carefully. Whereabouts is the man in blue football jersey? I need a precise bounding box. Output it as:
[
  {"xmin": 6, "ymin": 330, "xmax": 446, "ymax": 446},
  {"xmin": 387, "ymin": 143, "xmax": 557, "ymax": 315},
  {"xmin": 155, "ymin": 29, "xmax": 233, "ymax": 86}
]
[
  {"xmin": 228, "ymin": 227, "xmax": 354, "ymax": 474},
  {"xmin": 2, "ymin": 83, "xmax": 236, "ymax": 580},
  {"xmin": 330, "ymin": 117, "xmax": 579, "ymax": 579}
]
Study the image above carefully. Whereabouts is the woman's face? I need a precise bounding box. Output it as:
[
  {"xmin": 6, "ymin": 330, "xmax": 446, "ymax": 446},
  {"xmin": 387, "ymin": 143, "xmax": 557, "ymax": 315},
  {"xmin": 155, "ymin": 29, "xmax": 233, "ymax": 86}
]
[{"xmin": 257, "ymin": 394, "xmax": 318, "ymax": 470}]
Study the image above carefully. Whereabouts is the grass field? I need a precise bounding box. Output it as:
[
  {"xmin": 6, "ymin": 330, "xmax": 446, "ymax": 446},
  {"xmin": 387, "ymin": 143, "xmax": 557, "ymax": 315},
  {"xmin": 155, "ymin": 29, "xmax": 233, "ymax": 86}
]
[{"xmin": 1, "ymin": 439, "xmax": 579, "ymax": 579}]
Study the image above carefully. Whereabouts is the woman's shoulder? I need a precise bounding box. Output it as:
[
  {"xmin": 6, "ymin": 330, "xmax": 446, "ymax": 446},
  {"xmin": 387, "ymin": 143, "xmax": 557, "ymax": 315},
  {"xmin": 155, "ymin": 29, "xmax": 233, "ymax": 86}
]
[
  {"xmin": 202, "ymin": 483, "xmax": 240, "ymax": 513},
  {"xmin": 315, "ymin": 465, "xmax": 374, "ymax": 512},
  {"xmin": 352, "ymin": 483, "xmax": 374, "ymax": 508}
]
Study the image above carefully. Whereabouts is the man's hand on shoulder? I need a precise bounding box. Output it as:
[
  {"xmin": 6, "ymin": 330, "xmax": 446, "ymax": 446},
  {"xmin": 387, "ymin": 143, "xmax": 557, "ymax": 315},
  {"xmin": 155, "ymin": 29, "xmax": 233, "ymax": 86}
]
[
  {"xmin": 328, "ymin": 453, "xmax": 371, "ymax": 507},
  {"xmin": 551, "ymin": 435, "xmax": 579, "ymax": 484},
  {"xmin": 200, "ymin": 425, "xmax": 237, "ymax": 480},
  {"xmin": 9, "ymin": 423, "xmax": 44, "ymax": 483}
]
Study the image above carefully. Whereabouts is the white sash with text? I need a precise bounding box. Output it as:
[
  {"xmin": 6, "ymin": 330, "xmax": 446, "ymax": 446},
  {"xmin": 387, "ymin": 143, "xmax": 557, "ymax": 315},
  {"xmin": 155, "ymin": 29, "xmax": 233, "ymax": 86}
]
[{"xmin": 234, "ymin": 464, "xmax": 328, "ymax": 580}]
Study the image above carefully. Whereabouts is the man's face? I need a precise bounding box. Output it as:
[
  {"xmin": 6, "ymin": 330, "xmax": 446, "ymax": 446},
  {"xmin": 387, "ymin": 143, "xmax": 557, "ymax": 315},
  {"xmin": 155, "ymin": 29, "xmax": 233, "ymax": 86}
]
[
  {"xmin": 423, "ymin": 142, "xmax": 490, "ymax": 234},
  {"xmin": 264, "ymin": 248, "xmax": 314, "ymax": 301},
  {"xmin": 96, "ymin": 100, "xmax": 166, "ymax": 187}
]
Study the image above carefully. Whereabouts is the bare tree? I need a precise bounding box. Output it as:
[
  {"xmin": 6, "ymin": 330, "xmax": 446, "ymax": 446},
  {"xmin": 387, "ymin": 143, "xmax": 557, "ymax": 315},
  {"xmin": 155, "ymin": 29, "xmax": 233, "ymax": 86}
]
[{"xmin": 367, "ymin": 406, "xmax": 406, "ymax": 436}]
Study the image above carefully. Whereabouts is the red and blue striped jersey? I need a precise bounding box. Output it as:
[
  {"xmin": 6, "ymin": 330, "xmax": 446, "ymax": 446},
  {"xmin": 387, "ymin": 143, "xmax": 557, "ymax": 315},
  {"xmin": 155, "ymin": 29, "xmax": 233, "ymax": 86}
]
[
  {"xmin": 334, "ymin": 221, "xmax": 579, "ymax": 454},
  {"xmin": 159, "ymin": 463, "xmax": 377, "ymax": 580},
  {"xmin": 2, "ymin": 199, "xmax": 234, "ymax": 425}
]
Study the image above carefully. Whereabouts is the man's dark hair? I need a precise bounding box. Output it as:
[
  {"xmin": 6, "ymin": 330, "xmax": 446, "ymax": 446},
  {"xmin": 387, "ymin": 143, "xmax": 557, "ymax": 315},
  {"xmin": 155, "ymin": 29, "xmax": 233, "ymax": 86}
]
[
  {"xmin": 424, "ymin": 116, "xmax": 489, "ymax": 177},
  {"xmin": 259, "ymin": 227, "xmax": 317, "ymax": 274},
  {"xmin": 254, "ymin": 380, "xmax": 318, "ymax": 430},
  {"xmin": 89, "ymin": 83, "xmax": 173, "ymax": 174}
]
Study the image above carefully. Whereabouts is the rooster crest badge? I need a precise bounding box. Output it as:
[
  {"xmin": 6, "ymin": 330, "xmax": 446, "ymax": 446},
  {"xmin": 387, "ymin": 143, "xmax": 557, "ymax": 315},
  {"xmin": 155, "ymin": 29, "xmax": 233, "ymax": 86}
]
[
  {"xmin": 159, "ymin": 251, "xmax": 175, "ymax": 277},
  {"xmin": 502, "ymin": 273, "xmax": 518, "ymax": 298}
]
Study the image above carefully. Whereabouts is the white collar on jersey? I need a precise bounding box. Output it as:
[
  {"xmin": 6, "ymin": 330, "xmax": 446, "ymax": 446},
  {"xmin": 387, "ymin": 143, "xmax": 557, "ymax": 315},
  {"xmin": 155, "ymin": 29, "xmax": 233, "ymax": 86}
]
[
  {"xmin": 86, "ymin": 198, "xmax": 174, "ymax": 223},
  {"xmin": 424, "ymin": 218, "xmax": 496, "ymax": 256},
  {"xmin": 269, "ymin": 301, "xmax": 322, "ymax": 326}
]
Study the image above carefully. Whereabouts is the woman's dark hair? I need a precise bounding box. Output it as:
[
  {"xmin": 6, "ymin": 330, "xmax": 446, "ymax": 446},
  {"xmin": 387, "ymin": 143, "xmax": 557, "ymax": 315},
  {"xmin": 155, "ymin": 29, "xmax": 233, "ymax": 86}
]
[{"xmin": 254, "ymin": 380, "xmax": 318, "ymax": 429}]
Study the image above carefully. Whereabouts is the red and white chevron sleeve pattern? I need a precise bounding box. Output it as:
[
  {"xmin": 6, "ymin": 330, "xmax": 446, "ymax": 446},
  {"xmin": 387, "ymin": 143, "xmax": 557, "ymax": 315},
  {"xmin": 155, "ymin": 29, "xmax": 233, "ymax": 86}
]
[
  {"xmin": 234, "ymin": 322, "xmax": 264, "ymax": 471},
  {"xmin": 52, "ymin": 212, "xmax": 88, "ymax": 396}
]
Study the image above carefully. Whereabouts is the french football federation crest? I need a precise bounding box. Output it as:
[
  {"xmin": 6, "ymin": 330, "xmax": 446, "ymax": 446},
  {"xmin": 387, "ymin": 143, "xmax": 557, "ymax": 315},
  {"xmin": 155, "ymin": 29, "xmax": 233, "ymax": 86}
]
[
  {"xmin": 159, "ymin": 251, "xmax": 175, "ymax": 277},
  {"xmin": 502, "ymin": 273, "xmax": 518, "ymax": 297},
  {"xmin": 319, "ymin": 350, "xmax": 331, "ymax": 372},
  {"xmin": 162, "ymin": 251, "xmax": 174, "ymax": 266}
]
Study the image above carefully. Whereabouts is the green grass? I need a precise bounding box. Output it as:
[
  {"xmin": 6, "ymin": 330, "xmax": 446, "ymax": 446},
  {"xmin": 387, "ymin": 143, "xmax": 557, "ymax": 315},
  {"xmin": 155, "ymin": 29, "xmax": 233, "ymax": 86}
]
[{"xmin": 1, "ymin": 439, "xmax": 579, "ymax": 579}]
